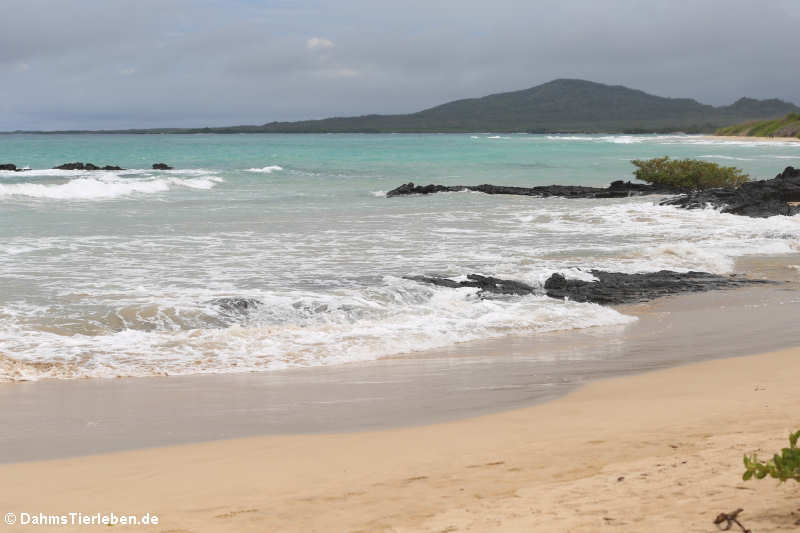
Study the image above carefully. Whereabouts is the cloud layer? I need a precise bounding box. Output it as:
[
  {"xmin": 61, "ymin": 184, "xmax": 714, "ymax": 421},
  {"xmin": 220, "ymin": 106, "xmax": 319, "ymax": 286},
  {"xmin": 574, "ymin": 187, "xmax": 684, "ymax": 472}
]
[{"xmin": 2, "ymin": 0, "xmax": 799, "ymax": 130}]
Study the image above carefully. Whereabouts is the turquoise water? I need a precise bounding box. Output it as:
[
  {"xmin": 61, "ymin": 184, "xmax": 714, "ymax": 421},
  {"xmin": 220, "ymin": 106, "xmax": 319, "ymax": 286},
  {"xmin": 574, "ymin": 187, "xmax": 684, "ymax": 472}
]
[
  {"xmin": 1, "ymin": 133, "xmax": 799, "ymax": 380},
  {"xmin": 1, "ymin": 133, "xmax": 798, "ymax": 186}
]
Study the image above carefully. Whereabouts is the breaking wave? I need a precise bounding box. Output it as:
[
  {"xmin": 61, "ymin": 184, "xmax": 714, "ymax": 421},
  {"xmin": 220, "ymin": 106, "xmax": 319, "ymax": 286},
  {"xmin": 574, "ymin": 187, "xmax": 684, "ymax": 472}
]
[
  {"xmin": 0, "ymin": 175, "xmax": 223, "ymax": 200},
  {"xmin": 245, "ymin": 165, "xmax": 284, "ymax": 173}
]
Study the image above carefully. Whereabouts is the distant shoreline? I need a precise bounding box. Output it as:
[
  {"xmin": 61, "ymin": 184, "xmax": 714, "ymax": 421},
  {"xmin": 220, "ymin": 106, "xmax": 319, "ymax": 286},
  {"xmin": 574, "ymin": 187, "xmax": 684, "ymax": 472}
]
[{"xmin": 708, "ymin": 134, "xmax": 800, "ymax": 143}]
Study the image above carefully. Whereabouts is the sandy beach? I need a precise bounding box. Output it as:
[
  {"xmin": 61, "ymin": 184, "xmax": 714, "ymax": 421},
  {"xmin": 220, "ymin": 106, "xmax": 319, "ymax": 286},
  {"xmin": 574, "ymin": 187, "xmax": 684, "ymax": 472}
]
[
  {"xmin": 1, "ymin": 345, "xmax": 798, "ymax": 532},
  {"xmin": 707, "ymin": 134, "xmax": 800, "ymax": 143}
]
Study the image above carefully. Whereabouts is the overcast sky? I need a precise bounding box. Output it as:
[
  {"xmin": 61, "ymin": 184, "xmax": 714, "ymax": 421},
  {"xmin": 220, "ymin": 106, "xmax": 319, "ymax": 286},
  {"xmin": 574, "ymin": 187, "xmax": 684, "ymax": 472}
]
[{"xmin": 2, "ymin": 0, "xmax": 799, "ymax": 130}]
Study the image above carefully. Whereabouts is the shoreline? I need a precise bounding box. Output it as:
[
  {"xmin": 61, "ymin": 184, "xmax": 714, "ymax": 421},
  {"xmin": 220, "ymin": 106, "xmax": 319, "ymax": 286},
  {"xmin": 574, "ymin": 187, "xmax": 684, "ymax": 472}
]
[
  {"xmin": 2, "ymin": 255, "xmax": 800, "ymax": 463},
  {"xmin": 3, "ymin": 346, "xmax": 799, "ymax": 531},
  {"xmin": 706, "ymin": 134, "xmax": 800, "ymax": 143}
]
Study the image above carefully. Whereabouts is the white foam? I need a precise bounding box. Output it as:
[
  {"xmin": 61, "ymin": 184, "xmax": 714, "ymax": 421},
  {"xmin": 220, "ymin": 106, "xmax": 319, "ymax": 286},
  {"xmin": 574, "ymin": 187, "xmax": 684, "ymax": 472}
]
[
  {"xmin": 698, "ymin": 154, "xmax": 754, "ymax": 161},
  {"xmin": 245, "ymin": 165, "xmax": 284, "ymax": 173},
  {"xmin": 546, "ymin": 135, "xmax": 648, "ymax": 144},
  {"xmin": 0, "ymin": 175, "xmax": 223, "ymax": 200},
  {"xmin": 0, "ymin": 279, "xmax": 637, "ymax": 381},
  {"xmin": 4, "ymin": 162, "xmax": 800, "ymax": 381}
]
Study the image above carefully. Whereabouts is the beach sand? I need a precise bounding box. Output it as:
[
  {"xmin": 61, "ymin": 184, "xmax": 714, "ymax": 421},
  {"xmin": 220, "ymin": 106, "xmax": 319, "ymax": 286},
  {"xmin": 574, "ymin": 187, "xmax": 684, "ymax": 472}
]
[
  {"xmin": 707, "ymin": 134, "xmax": 800, "ymax": 143},
  {"xmin": 2, "ymin": 345, "xmax": 799, "ymax": 532}
]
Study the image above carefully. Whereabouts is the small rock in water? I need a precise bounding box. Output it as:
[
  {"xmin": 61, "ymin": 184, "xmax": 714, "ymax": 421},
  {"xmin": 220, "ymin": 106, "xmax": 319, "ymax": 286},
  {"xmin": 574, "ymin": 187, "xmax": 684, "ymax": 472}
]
[
  {"xmin": 0, "ymin": 163, "xmax": 17, "ymax": 171},
  {"xmin": 404, "ymin": 274, "xmax": 536, "ymax": 296},
  {"xmin": 152, "ymin": 163, "xmax": 173, "ymax": 170},
  {"xmin": 210, "ymin": 297, "xmax": 263, "ymax": 314}
]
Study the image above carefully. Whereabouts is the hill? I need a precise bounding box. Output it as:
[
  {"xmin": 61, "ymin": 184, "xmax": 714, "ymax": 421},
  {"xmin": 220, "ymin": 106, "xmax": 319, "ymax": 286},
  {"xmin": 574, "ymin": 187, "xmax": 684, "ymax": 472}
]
[
  {"xmin": 715, "ymin": 113, "xmax": 800, "ymax": 138},
  {"xmin": 11, "ymin": 79, "xmax": 800, "ymax": 134},
  {"xmin": 249, "ymin": 80, "xmax": 799, "ymax": 134}
]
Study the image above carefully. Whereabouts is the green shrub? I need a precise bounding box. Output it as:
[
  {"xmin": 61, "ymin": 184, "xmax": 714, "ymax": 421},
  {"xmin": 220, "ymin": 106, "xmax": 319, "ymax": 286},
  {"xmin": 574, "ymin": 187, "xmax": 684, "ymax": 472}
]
[
  {"xmin": 631, "ymin": 156, "xmax": 749, "ymax": 191},
  {"xmin": 743, "ymin": 430, "xmax": 800, "ymax": 483}
]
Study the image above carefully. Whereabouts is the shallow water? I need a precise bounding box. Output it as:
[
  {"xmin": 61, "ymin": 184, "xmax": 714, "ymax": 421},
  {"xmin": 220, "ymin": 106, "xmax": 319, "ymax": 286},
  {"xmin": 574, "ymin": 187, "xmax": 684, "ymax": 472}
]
[{"xmin": 1, "ymin": 133, "xmax": 799, "ymax": 380}]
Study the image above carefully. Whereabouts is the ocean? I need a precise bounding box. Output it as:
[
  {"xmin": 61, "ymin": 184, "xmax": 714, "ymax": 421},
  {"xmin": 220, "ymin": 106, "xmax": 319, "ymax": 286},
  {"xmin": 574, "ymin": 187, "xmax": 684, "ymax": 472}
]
[{"xmin": 1, "ymin": 133, "xmax": 799, "ymax": 381}]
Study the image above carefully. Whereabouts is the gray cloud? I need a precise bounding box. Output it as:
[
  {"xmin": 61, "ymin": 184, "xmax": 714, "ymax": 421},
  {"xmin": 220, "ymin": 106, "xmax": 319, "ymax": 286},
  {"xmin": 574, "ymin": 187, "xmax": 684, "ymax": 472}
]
[{"xmin": 2, "ymin": 0, "xmax": 799, "ymax": 130}]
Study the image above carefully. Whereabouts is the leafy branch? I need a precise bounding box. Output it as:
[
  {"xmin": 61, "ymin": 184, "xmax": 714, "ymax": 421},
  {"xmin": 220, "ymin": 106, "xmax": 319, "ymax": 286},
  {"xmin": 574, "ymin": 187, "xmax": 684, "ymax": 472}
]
[{"xmin": 743, "ymin": 430, "xmax": 800, "ymax": 482}]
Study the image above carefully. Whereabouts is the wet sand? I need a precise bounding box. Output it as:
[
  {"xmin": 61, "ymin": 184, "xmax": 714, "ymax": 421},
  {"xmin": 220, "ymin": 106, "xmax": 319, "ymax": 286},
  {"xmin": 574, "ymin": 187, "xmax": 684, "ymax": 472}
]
[
  {"xmin": 2, "ymin": 345, "xmax": 799, "ymax": 532},
  {"xmin": 2, "ymin": 255, "xmax": 799, "ymax": 462}
]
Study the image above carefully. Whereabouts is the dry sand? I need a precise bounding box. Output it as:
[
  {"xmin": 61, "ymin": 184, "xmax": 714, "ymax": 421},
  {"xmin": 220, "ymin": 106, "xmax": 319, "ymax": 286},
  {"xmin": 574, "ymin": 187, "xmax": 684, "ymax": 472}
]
[{"xmin": 2, "ymin": 346, "xmax": 799, "ymax": 532}]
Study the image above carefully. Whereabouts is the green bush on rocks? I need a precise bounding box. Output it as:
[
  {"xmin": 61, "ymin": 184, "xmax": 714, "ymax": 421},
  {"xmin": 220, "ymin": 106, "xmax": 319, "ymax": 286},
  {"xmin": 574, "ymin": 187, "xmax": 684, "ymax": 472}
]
[{"xmin": 631, "ymin": 156, "xmax": 749, "ymax": 191}]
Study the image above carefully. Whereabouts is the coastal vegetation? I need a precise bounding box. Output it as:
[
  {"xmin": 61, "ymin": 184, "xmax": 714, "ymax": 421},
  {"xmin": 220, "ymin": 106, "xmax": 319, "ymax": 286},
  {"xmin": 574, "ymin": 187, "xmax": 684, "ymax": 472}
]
[
  {"xmin": 7, "ymin": 80, "xmax": 799, "ymax": 135},
  {"xmin": 743, "ymin": 430, "xmax": 800, "ymax": 483},
  {"xmin": 715, "ymin": 113, "xmax": 800, "ymax": 138},
  {"xmin": 631, "ymin": 157, "xmax": 749, "ymax": 191}
]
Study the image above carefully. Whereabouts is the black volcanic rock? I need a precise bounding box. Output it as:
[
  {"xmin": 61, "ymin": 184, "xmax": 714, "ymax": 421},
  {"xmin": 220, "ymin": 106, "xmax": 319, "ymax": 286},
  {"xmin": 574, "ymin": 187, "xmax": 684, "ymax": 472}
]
[
  {"xmin": 52, "ymin": 162, "xmax": 124, "ymax": 170},
  {"xmin": 386, "ymin": 180, "xmax": 674, "ymax": 199},
  {"xmin": 407, "ymin": 270, "xmax": 769, "ymax": 305},
  {"xmin": 54, "ymin": 162, "xmax": 87, "ymax": 170},
  {"xmin": 210, "ymin": 297, "xmax": 263, "ymax": 314},
  {"xmin": 662, "ymin": 166, "xmax": 800, "ymax": 218},
  {"xmin": 152, "ymin": 163, "xmax": 173, "ymax": 170},
  {"xmin": 405, "ymin": 274, "xmax": 536, "ymax": 296},
  {"xmin": 543, "ymin": 270, "xmax": 768, "ymax": 305},
  {"xmin": 0, "ymin": 163, "xmax": 17, "ymax": 171}
]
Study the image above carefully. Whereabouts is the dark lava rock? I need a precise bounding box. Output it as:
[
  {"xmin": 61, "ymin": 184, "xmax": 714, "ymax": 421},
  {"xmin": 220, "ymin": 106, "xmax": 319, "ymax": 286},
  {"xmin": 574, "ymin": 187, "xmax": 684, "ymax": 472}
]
[
  {"xmin": 210, "ymin": 297, "xmax": 263, "ymax": 314},
  {"xmin": 662, "ymin": 166, "xmax": 800, "ymax": 218},
  {"xmin": 386, "ymin": 181, "xmax": 674, "ymax": 199},
  {"xmin": 53, "ymin": 162, "xmax": 124, "ymax": 171},
  {"xmin": 543, "ymin": 270, "xmax": 769, "ymax": 305},
  {"xmin": 0, "ymin": 163, "xmax": 17, "ymax": 171},
  {"xmin": 152, "ymin": 163, "xmax": 173, "ymax": 170},
  {"xmin": 407, "ymin": 270, "xmax": 769, "ymax": 305},
  {"xmin": 54, "ymin": 162, "xmax": 87, "ymax": 170},
  {"xmin": 405, "ymin": 274, "xmax": 536, "ymax": 296}
]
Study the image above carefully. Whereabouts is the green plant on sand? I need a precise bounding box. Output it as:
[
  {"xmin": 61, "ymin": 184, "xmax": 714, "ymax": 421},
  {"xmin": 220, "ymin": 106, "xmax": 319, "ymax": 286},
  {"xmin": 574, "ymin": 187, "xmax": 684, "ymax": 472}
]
[
  {"xmin": 743, "ymin": 430, "xmax": 800, "ymax": 483},
  {"xmin": 631, "ymin": 156, "xmax": 749, "ymax": 191}
]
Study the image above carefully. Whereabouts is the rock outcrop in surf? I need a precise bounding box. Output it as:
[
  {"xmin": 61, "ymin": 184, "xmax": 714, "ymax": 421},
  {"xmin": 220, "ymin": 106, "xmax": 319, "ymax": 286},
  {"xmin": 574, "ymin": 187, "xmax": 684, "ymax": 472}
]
[
  {"xmin": 661, "ymin": 166, "xmax": 800, "ymax": 218},
  {"xmin": 388, "ymin": 167, "xmax": 800, "ymax": 219},
  {"xmin": 406, "ymin": 270, "xmax": 769, "ymax": 305},
  {"xmin": 386, "ymin": 180, "xmax": 674, "ymax": 199},
  {"xmin": 53, "ymin": 162, "xmax": 125, "ymax": 171}
]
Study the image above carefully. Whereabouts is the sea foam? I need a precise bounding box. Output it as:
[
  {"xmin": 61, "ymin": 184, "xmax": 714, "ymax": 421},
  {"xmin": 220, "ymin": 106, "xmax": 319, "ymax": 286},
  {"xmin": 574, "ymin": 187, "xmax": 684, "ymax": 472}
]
[
  {"xmin": 0, "ymin": 175, "xmax": 222, "ymax": 200},
  {"xmin": 245, "ymin": 165, "xmax": 284, "ymax": 173}
]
